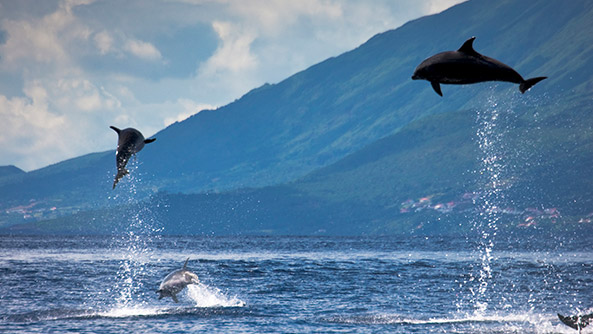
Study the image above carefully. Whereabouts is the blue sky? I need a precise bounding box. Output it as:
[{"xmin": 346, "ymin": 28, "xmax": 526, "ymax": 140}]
[{"xmin": 0, "ymin": 0, "xmax": 464, "ymax": 171}]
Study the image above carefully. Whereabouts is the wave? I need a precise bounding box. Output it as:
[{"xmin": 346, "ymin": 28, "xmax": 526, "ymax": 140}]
[
  {"xmin": 3, "ymin": 305, "xmax": 246, "ymax": 323},
  {"xmin": 3, "ymin": 283, "xmax": 245, "ymax": 324},
  {"xmin": 187, "ymin": 283, "xmax": 245, "ymax": 308},
  {"xmin": 322, "ymin": 312, "xmax": 572, "ymax": 333}
]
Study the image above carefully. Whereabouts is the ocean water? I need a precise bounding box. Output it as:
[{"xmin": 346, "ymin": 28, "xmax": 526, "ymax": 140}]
[{"xmin": 1, "ymin": 233, "xmax": 592, "ymax": 333}]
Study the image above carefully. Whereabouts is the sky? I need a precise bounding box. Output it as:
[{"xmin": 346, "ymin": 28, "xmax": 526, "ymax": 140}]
[{"xmin": 0, "ymin": 0, "xmax": 465, "ymax": 171}]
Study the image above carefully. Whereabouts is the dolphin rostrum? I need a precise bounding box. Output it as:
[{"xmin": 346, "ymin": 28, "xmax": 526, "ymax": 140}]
[
  {"xmin": 412, "ymin": 37, "xmax": 547, "ymax": 96},
  {"xmin": 558, "ymin": 313, "xmax": 593, "ymax": 334},
  {"xmin": 110, "ymin": 126, "xmax": 155, "ymax": 189},
  {"xmin": 156, "ymin": 258, "xmax": 200, "ymax": 303}
]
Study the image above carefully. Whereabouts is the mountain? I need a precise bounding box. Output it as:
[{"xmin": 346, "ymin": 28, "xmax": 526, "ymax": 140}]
[
  {"xmin": 8, "ymin": 97, "xmax": 593, "ymax": 235},
  {"xmin": 0, "ymin": 165, "xmax": 24, "ymax": 178},
  {"xmin": 2, "ymin": 0, "xmax": 593, "ymax": 233}
]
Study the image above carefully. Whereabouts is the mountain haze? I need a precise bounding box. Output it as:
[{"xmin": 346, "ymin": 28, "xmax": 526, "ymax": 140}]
[{"xmin": 2, "ymin": 0, "xmax": 593, "ymax": 233}]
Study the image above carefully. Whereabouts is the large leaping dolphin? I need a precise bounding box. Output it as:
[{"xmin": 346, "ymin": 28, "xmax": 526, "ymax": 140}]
[
  {"xmin": 412, "ymin": 37, "xmax": 547, "ymax": 96},
  {"xmin": 156, "ymin": 258, "xmax": 200, "ymax": 303},
  {"xmin": 110, "ymin": 126, "xmax": 156, "ymax": 189},
  {"xmin": 558, "ymin": 313, "xmax": 593, "ymax": 334}
]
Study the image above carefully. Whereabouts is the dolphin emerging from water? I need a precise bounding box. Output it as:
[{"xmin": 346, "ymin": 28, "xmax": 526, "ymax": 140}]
[
  {"xmin": 412, "ymin": 37, "xmax": 547, "ymax": 96},
  {"xmin": 558, "ymin": 313, "xmax": 593, "ymax": 333},
  {"xmin": 110, "ymin": 126, "xmax": 155, "ymax": 189},
  {"xmin": 156, "ymin": 258, "xmax": 200, "ymax": 303}
]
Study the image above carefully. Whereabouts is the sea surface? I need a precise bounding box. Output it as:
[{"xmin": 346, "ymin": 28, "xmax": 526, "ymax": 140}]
[{"xmin": 1, "ymin": 233, "xmax": 592, "ymax": 333}]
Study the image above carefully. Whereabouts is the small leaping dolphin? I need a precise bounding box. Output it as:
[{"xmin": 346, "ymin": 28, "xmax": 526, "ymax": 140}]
[
  {"xmin": 412, "ymin": 37, "xmax": 547, "ymax": 96},
  {"xmin": 558, "ymin": 313, "xmax": 593, "ymax": 334},
  {"xmin": 110, "ymin": 126, "xmax": 156, "ymax": 189},
  {"xmin": 156, "ymin": 258, "xmax": 200, "ymax": 303}
]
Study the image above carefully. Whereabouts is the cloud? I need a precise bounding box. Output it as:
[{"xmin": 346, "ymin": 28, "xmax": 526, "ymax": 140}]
[
  {"xmin": 226, "ymin": 0, "xmax": 342, "ymax": 35},
  {"xmin": 94, "ymin": 30, "xmax": 114, "ymax": 55},
  {"xmin": 52, "ymin": 78, "xmax": 121, "ymax": 112},
  {"xmin": 163, "ymin": 99, "xmax": 215, "ymax": 127},
  {"xmin": 124, "ymin": 38, "xmax": 163, "ymax": 61},
  {"xmin": 93, "ymin": 30, "xmax": 162, "ymax": 61},
  {"xmin": 0, "ymin": 0, "xmax": 91, "ymax": 69},
  {"xmin": 0, "ymin": 81, "xmax": 67, "ymax": 169},
  {"xmin": 209, "ymin": 21, "xmax": 256, "ymax": 72},
  {"xmin": 423, "ymin": 0, "xmax": 466, "ymax": 13}
]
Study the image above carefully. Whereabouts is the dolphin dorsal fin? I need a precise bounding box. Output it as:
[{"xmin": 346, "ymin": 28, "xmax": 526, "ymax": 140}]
[
  {"xmin": 110, "ymin": 126, "xmax": 121, "ymax": 135},
  {"xmin": 458, "ymin": 37, "xmax": 478, "ymax": 55},
  {"xmin": 183, "ymin": 257, "xmax": 189, "ymax": 269}
]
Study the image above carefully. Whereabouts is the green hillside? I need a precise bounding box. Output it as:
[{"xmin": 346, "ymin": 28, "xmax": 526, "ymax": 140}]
[
  {"xmin": 2, "ymin": 0, "xmax": 593, "ymax": 233},
  {"xmin": 9, "ymin": 97, "xmax": 593, "ymax": 235}
]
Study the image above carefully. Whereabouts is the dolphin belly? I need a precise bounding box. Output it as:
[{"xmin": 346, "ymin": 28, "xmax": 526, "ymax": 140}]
[{"xmin": 429, "ymin": 61, "xmax": 523, "ymax": 85}]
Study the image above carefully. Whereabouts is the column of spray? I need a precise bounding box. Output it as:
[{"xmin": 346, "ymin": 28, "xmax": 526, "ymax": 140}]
[
  {"xmin": 471, "ymin": 96, "xmax": 508, "ymax": 314},
  {"xmin": 111, "ymin": 162, "xmax": 162, "ymax": 307}
]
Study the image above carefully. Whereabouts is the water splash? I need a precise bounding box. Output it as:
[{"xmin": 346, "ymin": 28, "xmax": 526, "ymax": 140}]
[
  {"xmin": 474, "ymin": 95, "xmax": 502, "ymax": 314},
  {"xmin": 102, "ymin": 160, "xmax": 245, "ymax": 314},
  {"xmin": 187, "ymin": 283, "xmax": 245, "ymax": 307},
  {"xmin": 99, "ymin": 305, "xmax": 164, "ymax": 318},
  {"xmin": 461, "ymin": 92, "xmax": 518, "ymax": 316},
  {"xmin": 107, "ymin": 160, "xmax": 162, "ymax": 309}
]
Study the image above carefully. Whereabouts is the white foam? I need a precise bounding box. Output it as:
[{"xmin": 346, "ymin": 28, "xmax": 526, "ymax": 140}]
[
  {"xmin": 99, "ymin": 305, "xmax": 165, "ymax": 318},
  {"xmin": 186, "ymin": 283, "xmax": 245, "ymax": 308},
  {"xmin": 329, "ymin": 311, "xmax": 569, "ymax": 333}
]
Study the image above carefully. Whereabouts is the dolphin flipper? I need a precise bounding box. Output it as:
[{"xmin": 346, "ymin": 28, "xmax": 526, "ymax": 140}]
[
  {"xmin": 431, "ymin": 81, "xmax": 443, "ymax": 96},
  {"xmin": 144, "ymin": 138, "xmax": 156, "ymax": 144},
  {"xmin": 183, "ymin": 258, "xmax": 190, "ymax": 270},
  {"xmin": 519, "ymin": 76, "xmax": 547, "ymax": 93},
  {"xmin": 172, "ymin": 294, "xmax": 179, "ymax": 303}
]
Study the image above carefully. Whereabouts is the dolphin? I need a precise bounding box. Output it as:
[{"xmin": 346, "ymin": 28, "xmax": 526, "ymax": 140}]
[
  {"xmin": 558, "ymin": 313, "xmax": 593, "ymax": 333},
  {"xmin": 412, "ymin": 37, "xmax": 547, "ymax": 96},
  {"xmin": 110, "ymin": 126, "xmax": 156, "ymax": 189},
  {"xmin": 156, "ymin": 258, "xmax": 200, "ymax": 303}
]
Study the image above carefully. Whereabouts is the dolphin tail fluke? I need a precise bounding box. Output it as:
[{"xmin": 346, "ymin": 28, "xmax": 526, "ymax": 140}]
[
  {"xmin": 558, "ymin": 314, "xmax": 580, "ymax": 330},
  {"xmin": 519, "ymin": 76, "xmax": 547, "ymax": 93},
  {"xmin": 110, "ymin": 126, "xmax": 121, "ymax": 134},
  {"xmin": 558, "ymin": 313, "xmax": 592, "ymax": 332},
  {"xmin": 144, "ymin": 138, "xmax": 156, "ymax": 144}
]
